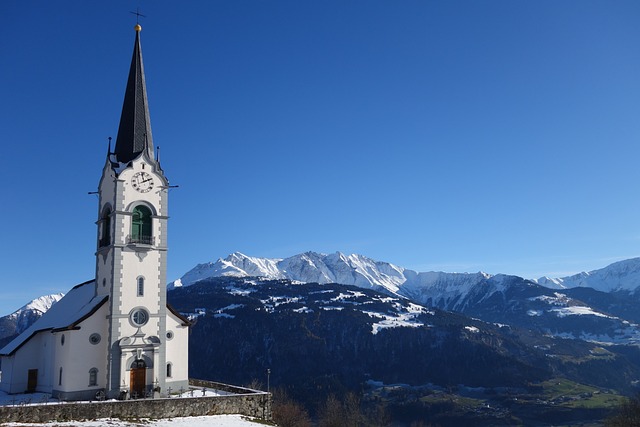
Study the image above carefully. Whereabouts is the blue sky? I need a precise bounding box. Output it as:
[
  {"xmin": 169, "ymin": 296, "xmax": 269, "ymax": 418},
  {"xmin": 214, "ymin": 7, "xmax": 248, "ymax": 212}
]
[{"xmin": 1, "ymin": 1, "xmax": 640, "ymax": 315}]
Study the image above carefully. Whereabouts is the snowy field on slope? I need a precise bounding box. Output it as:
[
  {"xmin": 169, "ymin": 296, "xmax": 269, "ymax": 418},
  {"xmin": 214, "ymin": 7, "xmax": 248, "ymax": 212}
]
[{"xmin": 3, "ymin": 415, "xmax": 263, "ymax": 426}]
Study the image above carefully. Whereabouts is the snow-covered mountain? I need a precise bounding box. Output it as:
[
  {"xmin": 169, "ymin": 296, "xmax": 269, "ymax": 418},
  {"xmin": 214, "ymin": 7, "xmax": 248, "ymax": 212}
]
[
  {"xmin": 172, "ymin": 251, "xmax": 521, "ymax": 310},
  {"xmin": 536, "ymin": 258, "xmax": 640, "ymax": 292},
  {"xmin": 0, "ymin": 293, "xmax": 64, "ymax": 346},
  {"xmin": 172, "ymin": 252, "xmax": 640, "ymax": 330},
  {"xmin": 172, "ymin": 252, "xmax": 407, "ymax": 296},
  {"xmin": 6, "ymin": 293, "xmax": 64, "ymax": 328},
  {"xmin": 176, "ymin": 252, "xmax": 640, "ymax": 299},
  {"xmin": 172, "ymin": 255, "xmax": 640, "ymax": 346}
]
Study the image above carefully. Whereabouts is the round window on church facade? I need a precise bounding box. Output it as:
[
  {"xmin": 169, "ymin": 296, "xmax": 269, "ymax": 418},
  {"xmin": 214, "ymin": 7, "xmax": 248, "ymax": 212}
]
[
  {"xmin": 166, "ymin": 331, "xmax": 174, "ymax": 340},
  {"xmin": 130, "ymin": 308, "xmax": 149, "ymax": 327},
  {"xmin": 89, "ymin": 333, "xmax": 101, "ymax": 345}
]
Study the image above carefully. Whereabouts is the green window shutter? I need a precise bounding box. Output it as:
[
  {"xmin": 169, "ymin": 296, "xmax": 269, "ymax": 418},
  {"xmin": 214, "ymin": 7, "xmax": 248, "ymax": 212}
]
[{"xmin": 131, "ymin": 206, "xmax": 152, "ymax": 244}]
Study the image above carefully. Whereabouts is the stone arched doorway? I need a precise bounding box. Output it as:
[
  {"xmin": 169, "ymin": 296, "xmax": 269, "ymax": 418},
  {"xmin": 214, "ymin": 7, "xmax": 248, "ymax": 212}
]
[{"xmin": 130, "ymin": 359, "xmax": 146, "ymax": 398}]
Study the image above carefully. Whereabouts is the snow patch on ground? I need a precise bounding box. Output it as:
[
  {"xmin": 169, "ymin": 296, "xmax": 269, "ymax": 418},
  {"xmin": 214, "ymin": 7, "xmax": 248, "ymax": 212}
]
[
  {"xmin": 184, "ymin": 308, "xmax": 206, "ymax": 321},
  {"xmin": 225, "ymin": 287, "xmax": 255, "ymax": 296},
  {"xmin": 309, "ymin": 290, "xmax": 335, "ymax": 295},
  {"xmin": 363, "ymin": 310, "xmax": 424, "ymax": 335},
  {"xmin": 332, "ymin": 291, "xmax": 366, "ymax": 301},
  {"xmin": 550, "ymin": 306, "xmax": 614, "ymax": 318},
  {"xmin": 213, "ymin": 304, "xmax": 244, "ymax": 318},
  {"xmin": 260, "ymin": 296, "xmax": 301, "ymax": 307},
  {"xmin": 213, "ymin": 313, "xmax": 234, "ymax": 319},
  {"xmin": 529, "ymin": 293, "xmax": 570, "ymax": 305}
]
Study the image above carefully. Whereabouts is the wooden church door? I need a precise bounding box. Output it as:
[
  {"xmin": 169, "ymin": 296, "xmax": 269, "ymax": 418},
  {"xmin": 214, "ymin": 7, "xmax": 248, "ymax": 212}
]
[{"xmin": 130, "ymin": 360, "xmax": 146, "ymax": 398}]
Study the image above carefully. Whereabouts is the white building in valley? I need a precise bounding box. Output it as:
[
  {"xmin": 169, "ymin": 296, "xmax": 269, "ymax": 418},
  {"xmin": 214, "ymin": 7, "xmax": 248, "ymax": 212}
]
[{"xmin": 0, "ymin": 25, "xmax": 190, "ymax": 400}]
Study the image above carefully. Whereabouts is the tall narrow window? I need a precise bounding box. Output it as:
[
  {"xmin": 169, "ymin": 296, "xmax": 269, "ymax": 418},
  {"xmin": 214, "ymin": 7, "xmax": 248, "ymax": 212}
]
[
  {"xmin": 59, "ymin": 367, "xmax": 63, "ymax": 386},
  {"xmin": 131, "ymin": 205, "xmax": 152, "ymax": 244},
  {"xmin": 89, "ymin": 368, "xmax": 98, "ymax": 386},
  {"xmin": 99, "ymin": 207, "xmax": 111, "ymax": 247},
  {"xmin": 137, "ymin": 277, "xmax": 144, "ymax": 297},
  {"xmin": 166, "ymin": 363, "xmax": 172, "ymax": 378}
]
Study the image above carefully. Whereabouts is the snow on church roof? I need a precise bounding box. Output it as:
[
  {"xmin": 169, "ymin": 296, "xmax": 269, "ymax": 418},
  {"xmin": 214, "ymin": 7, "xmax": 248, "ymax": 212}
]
[{"xmin": 0, "ymin": 281, "xmax": 108, "ymax": 356}]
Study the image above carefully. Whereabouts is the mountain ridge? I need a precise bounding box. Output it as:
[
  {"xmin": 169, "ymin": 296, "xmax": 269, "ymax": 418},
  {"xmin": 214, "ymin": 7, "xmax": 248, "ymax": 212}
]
[
  {"xmin": 171, "ymin": 251, "xmax": 492, "ymax": 304},
  {"xmin": 0, "ymin": 293, "xmax": 64, "ymax": 348},
  {"xmin": 535, "ymin": 257, "xmax": 640, "ymax": 292},
  {"xmin": 172, "ymin": 251, "xmax": 640, "ymax": 307}
]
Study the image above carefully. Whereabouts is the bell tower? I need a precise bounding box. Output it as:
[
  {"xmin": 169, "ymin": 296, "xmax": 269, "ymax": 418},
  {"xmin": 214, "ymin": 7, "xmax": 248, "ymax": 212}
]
[{"xmin": 95, "ymin": 24, "xmax": 171, "ymax": 398}]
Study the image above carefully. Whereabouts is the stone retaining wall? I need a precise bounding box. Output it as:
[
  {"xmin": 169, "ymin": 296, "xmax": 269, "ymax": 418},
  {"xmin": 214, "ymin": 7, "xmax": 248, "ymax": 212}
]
[{"xmin": 0, "ymin": 381, "xmax": 271, "ymax": 423}]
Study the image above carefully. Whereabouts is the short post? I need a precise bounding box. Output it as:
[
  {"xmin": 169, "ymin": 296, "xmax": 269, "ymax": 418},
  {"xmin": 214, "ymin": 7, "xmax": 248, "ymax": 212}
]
[{"xmin": 266, "ymin": 368, "xmax": 271, "ymax": 393}]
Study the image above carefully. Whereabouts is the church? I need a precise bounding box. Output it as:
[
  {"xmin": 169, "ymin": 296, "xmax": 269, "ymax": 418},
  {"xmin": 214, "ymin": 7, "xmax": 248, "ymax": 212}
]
[{"xmin": 0, "ymin": 25, "xmax": 190, "ymax": 400}]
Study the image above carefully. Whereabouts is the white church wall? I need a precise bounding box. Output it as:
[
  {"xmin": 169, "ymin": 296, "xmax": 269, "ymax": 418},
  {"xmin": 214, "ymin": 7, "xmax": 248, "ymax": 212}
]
[
  {"xmin": 39, "ymin": 333, "xmax": 55, "ymax": 393},
  {"xmin": 1, "ymin": 332, "xmax": 54, "ymax": 394},
  {"xmin": 119, "ymin": 249, "xmax": 163, "ymax": 314},
  {"xmin": 52, "ymin": 304, "xmax": 109, "ymax": 400},
  {"xmin": 52, "ymin": 330, "xmax": 71, "ymax": 394},
  {"xmin": 97, "ymin": 162, "xmax": 116, "ymax": 204},
  {"xmin": 165, "ymin": 311, "xmax": 189, "ymax": 392},
  {"xmin": 95, "ymin": 248, "xmax": 114, "ymax": 298},
  {"xmin": 0, "ymin": 357, "xmax": 13, "ymax": 393}
]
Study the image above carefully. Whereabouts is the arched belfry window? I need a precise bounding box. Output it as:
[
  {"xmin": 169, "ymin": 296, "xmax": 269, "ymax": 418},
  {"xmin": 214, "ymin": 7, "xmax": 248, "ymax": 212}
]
[
  {"xmin": 131, "ymin": 205, "xmax": 152, "ymax": 244},
  {"xmin": 99, "ymin": 207, "xmax": 111, "ymax": 247}
]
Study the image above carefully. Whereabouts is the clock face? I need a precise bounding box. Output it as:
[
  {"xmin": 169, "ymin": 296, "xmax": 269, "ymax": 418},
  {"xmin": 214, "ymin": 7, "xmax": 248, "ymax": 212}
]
[{"xmin": 131, "ymin": 172, "xmax": 154, "ymax": 193}]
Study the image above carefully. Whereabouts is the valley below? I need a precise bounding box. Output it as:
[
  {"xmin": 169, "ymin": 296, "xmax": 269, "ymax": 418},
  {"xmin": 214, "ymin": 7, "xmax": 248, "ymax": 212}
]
[{"xmin": 167, "ymin": 272, "xmax": 640, "ymax": 426}]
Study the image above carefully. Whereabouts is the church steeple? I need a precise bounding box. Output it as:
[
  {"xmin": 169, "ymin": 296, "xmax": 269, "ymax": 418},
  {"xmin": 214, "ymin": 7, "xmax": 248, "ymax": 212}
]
[{"xmin": 114, "ymin": 25, "xmax": 154, "ymax": 164}]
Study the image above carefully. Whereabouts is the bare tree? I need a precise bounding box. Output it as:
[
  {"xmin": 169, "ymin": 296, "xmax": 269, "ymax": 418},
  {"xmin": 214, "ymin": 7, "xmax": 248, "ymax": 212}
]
[
  {"xmin": 606, "ymin": 394, "xmax": 640, "ymax": 427},
  {"xmin": 318, "ymin": 392, "xmax": 374, "ymax": 427},
  {"xmin": 344, "ymin": 392, "xmax": 364, "ymax": 426},
  {"xmin": 366, "ymin": 400, "xmax": 391, "ymax": 427},
  {"xmin": 271, "ymin": 388, "xmax": 312, "ymax": 427},
  {"xmin": 319, "ymin": 394, "xmax": 346, "ymax": 427}
]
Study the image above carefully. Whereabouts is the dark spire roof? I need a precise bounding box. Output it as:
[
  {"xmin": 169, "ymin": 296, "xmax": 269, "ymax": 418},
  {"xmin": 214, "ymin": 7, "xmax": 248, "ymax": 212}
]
[{"xmin": 114, "ymin": 25, "xmax": 154, "ymax": 164}]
